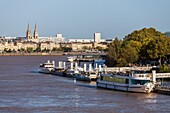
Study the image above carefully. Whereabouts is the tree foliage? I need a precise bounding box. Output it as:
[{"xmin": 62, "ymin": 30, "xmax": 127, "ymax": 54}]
[
  {"xmin": 106, "ymin": 38, "xmax": 122, "ymax": 66},
  {"xmin": 106, "ymin": 28, "xmax": 170, "ymax": 67},
  {"xmin": 159, "ymin": 64, "xmax": 170, "ymax": 73}
]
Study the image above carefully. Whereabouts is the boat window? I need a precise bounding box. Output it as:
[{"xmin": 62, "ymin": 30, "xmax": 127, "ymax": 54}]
[
  {"xmin": 102, "ymin": 76, "xmax": 128, "ymax": 84},
  {"xmin": 131, "ymin": 80, "xmax": 150, "ymax": 85},
  {"xmin": 125, "ymin": 79, "xmax": 129, "ymax": 84},
  {"xmin": 100, "ymin": 76, "xmax": 103, "ymax": 80},
  {"xmin": 40, "ymin": 64, "xmax": 44, "ymax": 67},
  {"xmin": 134, "ymin": 70, "xmax": 145, "ymax": 74}
]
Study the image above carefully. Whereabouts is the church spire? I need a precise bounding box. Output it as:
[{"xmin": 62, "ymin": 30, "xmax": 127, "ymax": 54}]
[
  {"xmin": 34, "ymin": 23, "xmax": 37, "ymax": 32},
  {"xmin": 34, "ymin": 23, "xmax": 38, "ymax": 40},
  {"xmin": 27, "ymin": 22, "xmax": 30, "ymax": 31},
  {"xmin": 26, "ymin": 22, "xmax": 31, "ymax": 41},
  {"xmin": 26, "ymin": 23, "xmax": 39, "ymax": 42}
]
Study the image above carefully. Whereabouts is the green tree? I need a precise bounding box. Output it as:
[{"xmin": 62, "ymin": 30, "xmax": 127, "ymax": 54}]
[
  {"xmin": 6, "ymin": 49, "xmax": 12, "ymax": 53},
  {"xmin": 106, "ymin": 38, "xmax": 122, "ymax": 67},
  {"xmin": 35, "ymin": 47, "xmax": 41, "ymax": 52},
  {"xmin": 57, "ymin": 47, "xmax": 63, "ymax": 52},
  {"xmin": 95, "ymin": 46, "xmax": 103, "ymax": 51},
  {"xmin": 26, "ymin": 47, "xmax": 33, "ymax": 53},
  {"xmin": 42, "ymin": 48, "xmax": 50, "ymax": 52},
  {"xmin": 123, "ymin": 27, "xmax": 168, "ymax": 64},
  {"xmin": 120, "ymin": 45, "xmax": 139, "ymax": 66},
  {"xmin": 20, "ymin": 48, "xmax": 25, "ymax": 52},
  {"xmin": 52, "ymin": 47, "xmax": 57, "ymax": 51},
  {"xmin": 4, "ymin": 48, "xmax": 8, "ymax": 52},
  {"xmin": 106, "ymin": 27, "xmax": 170, "ymax": 67},
  {"xmin": 159, "ymin": 64, "xmax": 170, "ymax": 73},
  {"xmin": 82, "ymin": 46, "xmax": 89, "ymax": 50},
  {"xmin": 62, "ymin": 47, "xmax": 72, "ymax": 52}
]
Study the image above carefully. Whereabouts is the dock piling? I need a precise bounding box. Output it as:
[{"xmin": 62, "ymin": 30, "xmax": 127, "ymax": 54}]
[
  {"xmin": 71, "ymin": 62, "xmax": 74, "ymax": 70},
  {"xmin": 99, "ymin": 65, "xmax": 102, "ymax": 72},
  {"xmin": 52, "ymin": 61, "xmax": 55, "ymax": 67},
  {"xmin": 84, "ymin": 64, "xmax": 87, "ymax": 72},
  {"xmin": 63, "ymin": 62, "xmax": 66, "ymax": 69},
  {"xmin": 89, "ymin": 64, "xmax": 92, "ymax": 72}
]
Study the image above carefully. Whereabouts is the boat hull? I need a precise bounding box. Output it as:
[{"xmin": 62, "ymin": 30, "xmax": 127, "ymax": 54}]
[
  {"xmin": 74, "ymin": 74, "xmax": 91, "ymax": 82},
  {"xmin": 51, "ymin": 71, "xmax": 64, "ymax": 76},
  {"xmin": 97, "ymin": 80, "xmax": 148, "ymax": 93},
  {"xmin": 66, "ymin": 73, "xmax": 74, "ymax": 78},
  {"xmin": 88, "ymin": 74, "xmax": 98, "ymax": 81},
  {"xmin": 39, "ymin": 68, "xmax": 52, "ymax": 74}
]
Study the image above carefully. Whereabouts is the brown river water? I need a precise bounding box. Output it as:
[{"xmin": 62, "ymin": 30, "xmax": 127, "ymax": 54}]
[{"xmin": 0, "ymin": 56, "xmax": 170, "ymax": 113}]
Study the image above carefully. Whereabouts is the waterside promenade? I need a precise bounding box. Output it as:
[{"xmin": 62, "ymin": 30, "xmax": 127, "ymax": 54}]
[
  {"xmin": 0, "ymin": 52, "xmax": 63, "ymax": 56},
  {"xmin": 154, "ymin": 85, "xmax": 170, "ymax": 95},
  {"xmin": 0, "ymin": 52, "xmax": 84, "ymax": 56},
  {"xmin": 0, "ymin": 52, "xmax": 107, "ymax": 56}
]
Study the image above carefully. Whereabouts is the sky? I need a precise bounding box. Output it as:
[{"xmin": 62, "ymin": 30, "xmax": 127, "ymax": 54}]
[{"xmin": 0, "ymin": 0, "xmax": 170, "ymax": 39}]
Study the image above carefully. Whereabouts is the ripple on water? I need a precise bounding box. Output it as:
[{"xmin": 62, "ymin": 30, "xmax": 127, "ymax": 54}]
[{"xmin": 0, "ymin": 56, "xmax": 170, "ymax": 113}]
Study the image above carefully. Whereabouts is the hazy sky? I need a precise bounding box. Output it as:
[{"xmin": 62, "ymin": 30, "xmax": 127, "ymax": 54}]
[{"xmin": 0, "ymin": 0, "xmax": 170, "ymax": 39}]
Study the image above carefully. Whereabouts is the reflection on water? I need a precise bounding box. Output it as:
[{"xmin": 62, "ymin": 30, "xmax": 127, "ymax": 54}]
[
  {"xmin": 0, "ymin": 56, "xmax": 170, "ymax": 113},
  {"xmin": 144, "ymin": 93, "xmax": 158, "ymax": 104}
]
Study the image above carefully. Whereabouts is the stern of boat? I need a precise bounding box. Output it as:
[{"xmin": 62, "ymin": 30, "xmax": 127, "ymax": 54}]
[{"xmin": 144, "ymin": 82, "xmax": 155, "ymax": 93}]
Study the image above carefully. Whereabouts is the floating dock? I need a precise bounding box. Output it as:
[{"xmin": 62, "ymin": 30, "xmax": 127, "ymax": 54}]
[{"xmin": 154, "ymin": 85, "xmax": 170, "ymax": 95}]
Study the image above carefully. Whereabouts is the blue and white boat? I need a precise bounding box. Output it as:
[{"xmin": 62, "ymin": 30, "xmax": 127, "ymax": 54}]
[
  {"xmin": 97, "ymin": 70, "xmax": 155, "ymax": 93},
  {"xmin": 39, "ymin": 60, "xmax": 55, "ymax": 74}
]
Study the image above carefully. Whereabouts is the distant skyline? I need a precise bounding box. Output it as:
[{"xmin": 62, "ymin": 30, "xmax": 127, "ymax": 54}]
[{"xmin": 0, "ymin": 0, "xmax": 170, "ymax": 39}]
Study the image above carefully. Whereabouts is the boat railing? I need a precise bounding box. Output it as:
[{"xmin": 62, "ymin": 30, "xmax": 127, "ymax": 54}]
[
  {"xmin": 105, "ymin": 71, "xmax": 129, "ymax": 76},
  {"xmin": 133, "ymin": 74, "xmax": 150, "ymax": 77},
  {"xmin": 155, "ymin": 85, "xmax": 170, "ymax": 90}
]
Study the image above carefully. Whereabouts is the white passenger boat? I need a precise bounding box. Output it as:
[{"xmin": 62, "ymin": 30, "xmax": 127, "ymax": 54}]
[
  {"xmin": 67, "ymin": 56, "xmax": 76, "ymax": 62},
  {"xmin": 88, "ymin": 71, "xmax": 98, "ymax": 80},
  {"xmin": 65, "ymin": 69, "xmax": 79, "ymax": 77},
  {"xmin": 39, "ymin": 60, "xmax": 55, "ymax": 74},
  {"xmin": 97, "ymin": 70, "xmax": 155, "ymax": 93},
  {"xmin": 74, "ymin": 72, "xmax": 91, "ymax": 82},
  {"xmin": 78, "ymin": 71, "xmax": 98, "ymax": 81}
]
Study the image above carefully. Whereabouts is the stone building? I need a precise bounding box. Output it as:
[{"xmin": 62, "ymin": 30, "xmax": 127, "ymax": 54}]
[
  {"xmin": 93, "ymin": 42, "xmax": 107, "ymax": 49},
  {"xmin": 94, "ymin": 33, "xmax": 101, "ymax": 43},
  {"xmin": 0, "ymin": 24, "xmax": 109, "ymax": 52},
  {"xmin": 22, "ymin": 41, "xmax": 38, "ymax": 51},
  {"xmin": 40, "ymin": 42, "xmax": 60, "ymax": 51},
  {"xmin": 71, "ymin": 42, "xmax": 93, "ymax": 51}
]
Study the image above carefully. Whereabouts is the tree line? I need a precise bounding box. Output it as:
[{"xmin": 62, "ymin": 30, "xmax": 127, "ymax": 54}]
[
  {"xmin": 106, "ymin": 28, "xmax": 170, "ymax": 68},
  {"xmin": 3, "ymin": 46, "xmax": 73, "ymax": 53}
]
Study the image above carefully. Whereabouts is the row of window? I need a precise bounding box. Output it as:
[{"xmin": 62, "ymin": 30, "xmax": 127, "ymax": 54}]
[
  {"xmin": 101, "ymin": 76, "xmax": 129, "ymax": 84},
  {"xmin": 101, "ymin": 76, "xmax": 150, "ymax": 85}
]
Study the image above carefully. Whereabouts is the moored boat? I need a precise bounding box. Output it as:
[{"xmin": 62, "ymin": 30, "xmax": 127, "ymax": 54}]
[
  {"xmin": 50, "ymin": 67, "xmax": 66, "ymax": 76},
  {"xmin": 65, "ymin": 69, "xmax": 80, "ymax": 78},
  {"xmin": 39, "ymin": 60, "xmax": 55, "ymax": 74},
  {"xmin": 74, "ymin": 72, "xmax": 91, "ymax": 82},
  {"xmin": 97, "ymin": 70, "xmax": 155, "ymax": 93},
  {"xmin": 67, "ymin": 56, "xmax": 76, "ymax": 62},
  {"xmin": 88, "ymin": 71, "xmax": 98, "ymax": 81}
]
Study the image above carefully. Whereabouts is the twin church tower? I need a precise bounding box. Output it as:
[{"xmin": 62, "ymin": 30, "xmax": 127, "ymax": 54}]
[{"xmin": 26, "ymin": 23, "xmax": 39, "ymax": 42}]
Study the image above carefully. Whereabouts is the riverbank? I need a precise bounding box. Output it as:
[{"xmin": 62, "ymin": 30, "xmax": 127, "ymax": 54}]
[
  {"xmin": 0, "ymin": 52, "xmax": 107, "ymax": 56},
  {"xmin": 0, "ymin": 52, "xmax": 63, "ymax": 56}
]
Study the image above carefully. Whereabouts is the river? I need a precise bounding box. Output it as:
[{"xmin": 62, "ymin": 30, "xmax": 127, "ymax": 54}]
[{"xmin": 0, "ymin": 56, "xmax": 170, "ymax": 113}]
